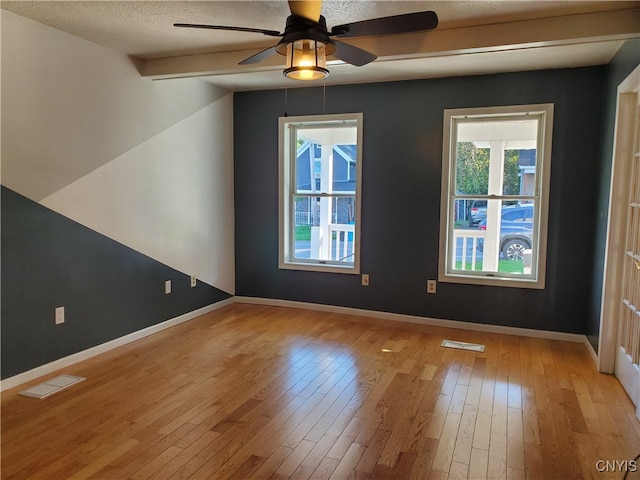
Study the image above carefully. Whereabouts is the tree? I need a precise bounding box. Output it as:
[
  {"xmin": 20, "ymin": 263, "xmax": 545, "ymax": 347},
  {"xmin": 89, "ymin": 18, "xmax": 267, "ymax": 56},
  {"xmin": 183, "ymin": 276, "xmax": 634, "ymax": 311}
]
[
  {"xmin": 456, "ymin": 142, "xmax": 521, "ymax": 195},
  {"xmin": 502, "ymin": 149, "xmax": 521, "ymax": 195},
  {"xmin": 456, "ymin": 142, "xmax": 489, "ymax": 195}
]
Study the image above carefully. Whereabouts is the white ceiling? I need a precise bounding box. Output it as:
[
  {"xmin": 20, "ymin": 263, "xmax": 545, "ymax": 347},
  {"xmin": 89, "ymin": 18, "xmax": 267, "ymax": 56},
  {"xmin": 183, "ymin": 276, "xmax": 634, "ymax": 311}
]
[{"xmin": 2, "ymin": 1, "xmax": 639, "ymax": 91}]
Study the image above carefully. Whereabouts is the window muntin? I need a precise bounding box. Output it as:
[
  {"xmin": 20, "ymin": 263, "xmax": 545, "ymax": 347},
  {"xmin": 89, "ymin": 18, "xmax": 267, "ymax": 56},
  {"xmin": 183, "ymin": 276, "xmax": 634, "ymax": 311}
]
[
  {"xmin": 439, "ymin": 105, "xmax": 553, "ymax": 288},
  {"xmin": 279, "ymin": 113, "xmax": 362, "ymax": 273}
]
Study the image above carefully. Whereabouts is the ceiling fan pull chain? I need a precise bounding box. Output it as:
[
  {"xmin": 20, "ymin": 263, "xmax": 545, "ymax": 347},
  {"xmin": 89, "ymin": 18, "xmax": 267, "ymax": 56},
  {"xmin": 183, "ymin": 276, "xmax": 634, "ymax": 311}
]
[
  {"xmin": 323, "ymin": 79, "xmax": 326, "ymax": 114},
  {"xmin": 284, "ymin": 78, "xmax": 288, "ymax": 117}
]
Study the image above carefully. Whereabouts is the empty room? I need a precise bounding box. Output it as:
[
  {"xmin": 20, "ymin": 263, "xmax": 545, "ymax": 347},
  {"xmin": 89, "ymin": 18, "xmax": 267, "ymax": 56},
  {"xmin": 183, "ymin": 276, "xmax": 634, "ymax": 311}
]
[{"xmin": 1, "ymin": 1, "xmax": 640, "ymax": 479}]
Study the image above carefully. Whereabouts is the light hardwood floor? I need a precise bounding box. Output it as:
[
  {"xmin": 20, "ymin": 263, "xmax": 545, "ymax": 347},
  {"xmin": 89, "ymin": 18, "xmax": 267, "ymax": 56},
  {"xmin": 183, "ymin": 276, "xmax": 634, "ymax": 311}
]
[{"xmin": 2, "ymin": 303, "xmax": 639, "ymax": 479}]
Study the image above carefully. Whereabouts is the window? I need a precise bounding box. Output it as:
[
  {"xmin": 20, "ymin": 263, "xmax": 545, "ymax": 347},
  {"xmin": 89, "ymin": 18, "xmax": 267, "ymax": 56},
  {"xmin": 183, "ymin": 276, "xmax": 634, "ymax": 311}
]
[
  {"xmin": 279, "ymin": 113, "xmax": 363, "ymax": 273},
  {"xmin": 439, "ymin": 104, "xmax": 553, "ymax": 288}
]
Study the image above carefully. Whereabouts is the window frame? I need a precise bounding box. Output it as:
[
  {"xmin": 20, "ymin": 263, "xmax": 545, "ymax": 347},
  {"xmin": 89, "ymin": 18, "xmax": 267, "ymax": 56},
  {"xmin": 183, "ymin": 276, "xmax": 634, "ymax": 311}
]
[
  {"xmin": 279, "ymin": 113, "xmax": 363, "ymax": 274},
  {"xmin": 438, "ymin": 104, "xmax": 554, "ymax": 289}
]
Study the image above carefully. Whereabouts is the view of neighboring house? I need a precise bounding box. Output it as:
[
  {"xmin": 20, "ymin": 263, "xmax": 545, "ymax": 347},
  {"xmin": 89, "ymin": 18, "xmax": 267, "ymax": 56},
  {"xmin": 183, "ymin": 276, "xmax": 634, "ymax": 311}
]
[
  {"xmin": 293, "ymin": 140, "xmax": 357, "ymax": 263},
  {"xmin": 518, "ymin": 149, "xmax": 536, "ymax": 196},
  {"xmin": 294, "ymin": 141, "xmax": 357, "ymax": 226}
]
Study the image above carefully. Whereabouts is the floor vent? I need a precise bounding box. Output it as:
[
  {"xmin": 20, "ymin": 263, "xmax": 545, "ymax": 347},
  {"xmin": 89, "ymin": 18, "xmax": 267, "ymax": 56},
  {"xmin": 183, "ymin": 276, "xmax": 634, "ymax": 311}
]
[
  {"xmin": 440, "ymin": 339, "xmax": 486, "ymax": 353},
  {"xmin": 19, "ymin": 375, "xmax": 85, "ymax": 399}
]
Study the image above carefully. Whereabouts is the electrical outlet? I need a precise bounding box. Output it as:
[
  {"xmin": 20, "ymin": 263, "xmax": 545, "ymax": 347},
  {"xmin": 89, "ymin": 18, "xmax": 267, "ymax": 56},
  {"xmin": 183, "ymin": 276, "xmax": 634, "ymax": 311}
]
[
  {"xmin": 190, "ymin": 276, "xmax": 197, "ymax": 288},
  {"xmin": 55, "ymin": 306, "xmax": 65, "ymax": 325},
  {"xmin": 427, "ymin": 280, "xmax": 437, "ymax": 294},
  {"xmin": 165, "ymin": 280, "xmax": 172, "ymax": 294},
  {"xmin": 362, "ymin": 274, "xmax": 370, "ymax": 286}
]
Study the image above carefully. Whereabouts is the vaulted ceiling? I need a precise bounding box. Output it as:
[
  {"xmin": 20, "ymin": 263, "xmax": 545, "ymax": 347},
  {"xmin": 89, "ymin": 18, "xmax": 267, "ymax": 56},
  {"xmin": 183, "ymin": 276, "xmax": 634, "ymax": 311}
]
[{"xmin": 2, "ymin": 1, "xmax": 639, "ymax": 90}]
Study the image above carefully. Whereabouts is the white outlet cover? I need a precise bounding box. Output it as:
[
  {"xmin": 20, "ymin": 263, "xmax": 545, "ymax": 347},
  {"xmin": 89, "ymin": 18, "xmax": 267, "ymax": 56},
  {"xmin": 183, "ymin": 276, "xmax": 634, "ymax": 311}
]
[
  {"xmin": 165, "ymin": 280, "xmax": 171, "ymax": 294},
  {"xmin": 55, "ymin": 306, "xmax": 65, "ymax": 324}
]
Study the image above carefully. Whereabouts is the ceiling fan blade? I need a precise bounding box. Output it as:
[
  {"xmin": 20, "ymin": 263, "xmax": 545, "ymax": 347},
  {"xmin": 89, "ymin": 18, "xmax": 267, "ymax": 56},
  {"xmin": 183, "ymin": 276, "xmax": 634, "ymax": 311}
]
[
  {"xmin": 239, "ymin": 45, "xmax": 279, "ymax": 65},
  {"xmin": 331, "ymin": 40, "xmax": 377, "ymax": 67},
  {"xmin": 287, "ymin": 0, "xmax": 322, "ymax": 22},
  {"xmin": 174, "ymin": 23, "xmax": 281, "ymax": 37},
  {"xmin": 331, "ymin": 11, "xmax": 438, "ymax": 38}
]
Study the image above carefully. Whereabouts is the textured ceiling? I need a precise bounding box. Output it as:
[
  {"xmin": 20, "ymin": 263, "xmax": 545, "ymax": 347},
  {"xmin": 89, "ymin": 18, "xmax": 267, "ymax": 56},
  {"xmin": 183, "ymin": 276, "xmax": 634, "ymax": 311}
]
[{"xmin": 2, "ymin": 1, "xmax": 639, "ymax": 90}]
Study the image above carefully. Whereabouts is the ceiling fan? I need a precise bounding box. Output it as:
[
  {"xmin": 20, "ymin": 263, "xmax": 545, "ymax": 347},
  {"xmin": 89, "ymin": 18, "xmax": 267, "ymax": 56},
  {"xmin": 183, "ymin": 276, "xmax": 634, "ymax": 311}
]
[{"xmin": 174, "ymin": 0, "xmax": 438, "ymax": 80}]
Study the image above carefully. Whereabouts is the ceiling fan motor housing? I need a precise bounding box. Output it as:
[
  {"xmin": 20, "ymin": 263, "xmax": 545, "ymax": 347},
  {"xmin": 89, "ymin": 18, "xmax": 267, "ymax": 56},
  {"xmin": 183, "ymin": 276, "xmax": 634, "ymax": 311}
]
[{"xmin": 274, "ymin": 15, "xmax": 337, "ymax": 56}]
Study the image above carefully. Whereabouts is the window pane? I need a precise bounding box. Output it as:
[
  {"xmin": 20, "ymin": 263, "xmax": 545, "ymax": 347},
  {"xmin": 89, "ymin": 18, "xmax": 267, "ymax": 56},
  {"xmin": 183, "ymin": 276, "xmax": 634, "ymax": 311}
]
[
  {"xmin": 293, "ymin": 195, "xmax": 356, "ymax": 264},
  {"xmin": 451, "ymin": 200, "xmax": 536, "ymax": 275},
  {"xmin": 295, "ymin": 127, "xmax": 358, "ymax": 194},
  {"xmin": 509, "ymin": 148, "xmax": 537, "ymax": 196},
  {"xmin": 456, "ymin": 118, "xmax": 539, "ymax": 197},
  {"xmin": 455, "ymin": 142, "xmax": 489, "ymax": 195}
]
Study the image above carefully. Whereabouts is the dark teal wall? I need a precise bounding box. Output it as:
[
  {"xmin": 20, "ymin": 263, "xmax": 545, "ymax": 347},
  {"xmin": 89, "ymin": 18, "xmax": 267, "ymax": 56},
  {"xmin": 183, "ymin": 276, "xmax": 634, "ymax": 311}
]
[
  {"xmin": 234, "ymin": 67, "xmax": 607, "ymax": 334},
  {"xmin": 1, "ymin": 187, "xmax": 231, "ymax": 379},
  {"xmin": 588, "ymin": 40, "xmax": 640, "ymax": 352}
]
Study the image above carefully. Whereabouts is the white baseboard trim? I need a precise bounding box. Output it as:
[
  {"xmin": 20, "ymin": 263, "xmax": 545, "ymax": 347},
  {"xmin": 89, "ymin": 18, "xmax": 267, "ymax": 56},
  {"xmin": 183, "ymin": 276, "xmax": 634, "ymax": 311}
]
[
  {"xmin": 584, "ymin": 337, "xmax": 599, "ymax": 366},
  {"xmin": 234, "ymin": 296, "xmax": 589, "ymax": 344},
  {"xmin": 0, "ymin": 298, "xmax": 234, "ymax": 392},
  {"xmin": 2, "ymin": 295, "xmax": 593, "ymax": 392}
]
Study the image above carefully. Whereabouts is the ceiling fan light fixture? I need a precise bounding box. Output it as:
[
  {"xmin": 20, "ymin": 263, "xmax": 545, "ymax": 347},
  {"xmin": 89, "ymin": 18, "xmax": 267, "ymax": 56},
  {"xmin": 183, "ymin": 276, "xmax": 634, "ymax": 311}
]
[{"xmin": 283, "ymin": 38, "xmax": 329, "ymax": 80}]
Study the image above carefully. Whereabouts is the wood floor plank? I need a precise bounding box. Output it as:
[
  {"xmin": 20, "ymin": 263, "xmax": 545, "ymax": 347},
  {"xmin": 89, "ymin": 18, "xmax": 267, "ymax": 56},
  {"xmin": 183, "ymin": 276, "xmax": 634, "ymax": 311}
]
[
  {"xmin": 487, "ymin": 430, "xmax": 507, "ymax": 480},
  {"xmin": 300, "ymin": 434, "xmax": 337, "ymax": 470},
  {"xmin": 431, "ymin": 410, "xmax": 462, "ymax": 473},
  {"xmin": 227, "ymin": 454, "xmax": 266, "ymax": 480},
  {"xmin": 472, "ymin": 366, "xmax": 496, "ymax": 451},
  {"xmin": 401, "ymin": 380, "xmax": 441, "ymax": 453},
  {"xmin": 327, "ymin": 442, "xmax": 365, "ymax": 480},
  {"xmin": 450, "ymin": 460, "xmax": 470, "ymax": 480},
  {"xmin": 424, "ymin": 393, "xmax": 454, "ymax": 439},
  {"xmin": 523, "ymin": 441, "xmax": 544, "ymax": 480},
  {"xmin": 245, "ymin": 445, "xmax": 291, "ymax": 480},
  {"xmin": 506, "ymin": 406, "xmax": 525, "ymax": 471},
  {"xmin": 148, "ymin": 430, "xmax": 221, "ymax": 479},
  {"xmin": 275, "ymin": 439, "xmax": 316, "ymax": 477},
  {"xmin": 68, "ymin": 438, "xmax": 140, "ymax": 480},
  {"xmin": 521, "ymin": 386, "xmax": 540, "ymax": 445},
  {"xmin": 353, "ymin": 428, "xmax": 390, "ymax": 475},
  {"xmin": 376, "ymin": 413, "xmax": 412, "ymax": 467},
  {"xmin": 308, "ymin": 457, "xmax": 339, "ymax": 480},
  {"xmin": 2, "ymin": 304, "xmax": 638, "ymax": 480},
  {"xmin": 453, "ymin": 401, "xmax": 478, "ymax": 464},
  {"xmin": 468, "ymin": 447, "xmax": 489, "ymax": 480},
  {"xmin": 408, "ymin": 436, "xmax": 439, "ymax": 478}
]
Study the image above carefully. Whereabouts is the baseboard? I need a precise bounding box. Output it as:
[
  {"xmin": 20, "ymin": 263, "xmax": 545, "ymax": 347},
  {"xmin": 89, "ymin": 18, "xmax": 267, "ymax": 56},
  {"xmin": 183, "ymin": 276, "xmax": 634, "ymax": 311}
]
[
  {"xmin": 0, "ymin": 298, "xmax": 234, "ymax": 392},
  {"xmin": 584, "ymin": 336, "xmax": 599, "ymax": 367},
  {"xmin": 3, "ymin": 295, "xmax": 593, "ymax": 392},
  {"xmin": 234, "ymin": 296, "xmax": 589, "ymax": 344}
]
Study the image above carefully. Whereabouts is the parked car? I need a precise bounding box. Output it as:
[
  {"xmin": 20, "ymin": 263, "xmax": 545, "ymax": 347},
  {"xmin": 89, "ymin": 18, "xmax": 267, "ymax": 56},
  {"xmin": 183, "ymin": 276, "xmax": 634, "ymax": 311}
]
[
  {"xmin": 469, "ymin": 200, "xmax": 487, "ymax": 226},
  {"xmin": 478, "ymin": 204, "xmax": 534, "ymax": 260}
]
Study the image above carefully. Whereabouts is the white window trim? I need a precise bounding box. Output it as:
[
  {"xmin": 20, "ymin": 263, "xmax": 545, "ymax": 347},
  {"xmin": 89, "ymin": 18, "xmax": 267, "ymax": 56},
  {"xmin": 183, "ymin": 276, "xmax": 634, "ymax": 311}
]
[
  {"xmin": 279, "ymin": 113, "xmax": 363, "ymax": 274},
  {"xmin": 438, "ymin": 104, "xmax": 554, "ymax": 289}
]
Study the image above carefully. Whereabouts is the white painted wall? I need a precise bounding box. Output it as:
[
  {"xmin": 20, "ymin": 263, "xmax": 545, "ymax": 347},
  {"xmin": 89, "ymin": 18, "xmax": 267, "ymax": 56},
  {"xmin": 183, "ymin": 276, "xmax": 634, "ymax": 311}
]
[{"xmin": 1, "ymin": 11, "xmax": 235, "ymax": 293}]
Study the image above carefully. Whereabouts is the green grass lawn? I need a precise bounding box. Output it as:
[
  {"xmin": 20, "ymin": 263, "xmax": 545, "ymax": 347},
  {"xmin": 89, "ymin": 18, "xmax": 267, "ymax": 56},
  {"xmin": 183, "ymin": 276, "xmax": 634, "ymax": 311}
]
[
  {"xmin": 295, "ymin": 225, "xmax": 344, "ymax": 241},
  {"xmin": 295, "ymin": 225, "xmax": 311, "ymax": 241},
  {"xmin": 455, "ymin": 259, "xmax": 524, "ymax": 273}
]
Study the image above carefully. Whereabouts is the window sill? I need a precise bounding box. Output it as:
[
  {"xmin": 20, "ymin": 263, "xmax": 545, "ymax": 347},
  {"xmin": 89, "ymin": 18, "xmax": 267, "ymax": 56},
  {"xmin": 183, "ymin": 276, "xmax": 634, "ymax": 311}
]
[
  {"xmin": 439, "ymin": 272, "xmax": 545, "ymax": 289},
  {"xmin": 279, "ymin": 261, "xmax": 359, "ymax": 275}
]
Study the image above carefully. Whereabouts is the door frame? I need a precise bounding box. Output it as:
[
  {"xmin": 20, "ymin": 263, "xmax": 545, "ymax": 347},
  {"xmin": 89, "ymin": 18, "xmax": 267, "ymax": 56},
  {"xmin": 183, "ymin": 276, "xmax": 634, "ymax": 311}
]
[{"xmin": 598, "ymin": 64, "xmax": 640, "ymax": 375}]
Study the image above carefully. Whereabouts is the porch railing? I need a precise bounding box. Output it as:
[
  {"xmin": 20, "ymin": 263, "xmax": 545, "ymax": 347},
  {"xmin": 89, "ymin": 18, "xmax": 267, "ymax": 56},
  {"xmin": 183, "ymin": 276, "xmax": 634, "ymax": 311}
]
[
  {"xmin": 329, "ymin": 224, "xmax": 355, "ymax": 262},
  {"xmin": 452, "ymin": 229, "xmax": 485, "ymax": 271}
]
